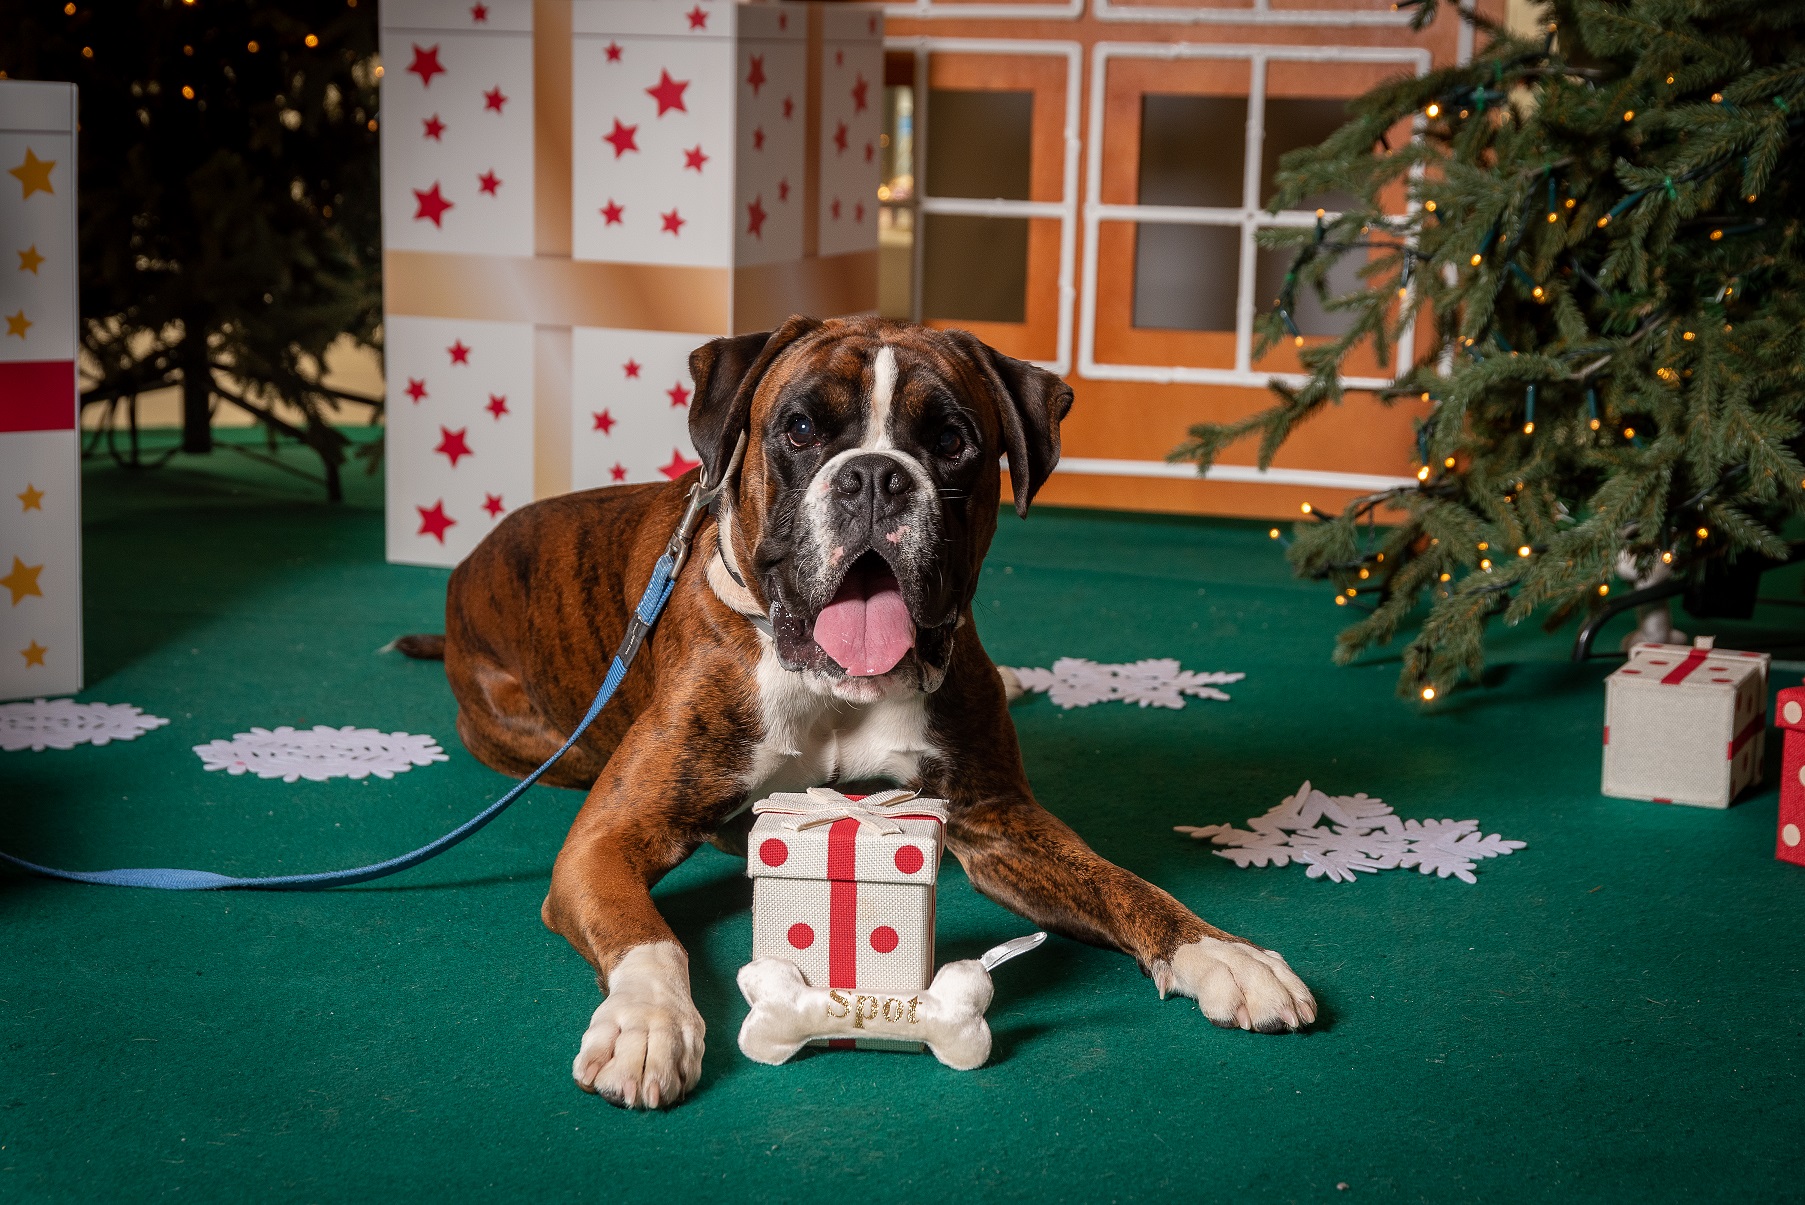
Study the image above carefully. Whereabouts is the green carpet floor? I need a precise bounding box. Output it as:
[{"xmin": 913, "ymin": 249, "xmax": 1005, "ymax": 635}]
[{"xmin": 4, "ymin": 431, "xmax": 1804, "ymax": 1203}]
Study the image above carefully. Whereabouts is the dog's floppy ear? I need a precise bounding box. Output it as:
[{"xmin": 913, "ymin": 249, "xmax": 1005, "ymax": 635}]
[
  {"xmin": 688, "ymin": 315, "xmax": 822, "ymax": 485},
  {"xmin": 947, "ymin": 331, "xmax": 1075, "ymax": 517}
]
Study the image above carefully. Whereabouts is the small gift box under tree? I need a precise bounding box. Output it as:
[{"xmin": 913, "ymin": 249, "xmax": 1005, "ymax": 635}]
[
  {"xmin": 1602, "ymin": 636, "xmax": 1770, "ymax": 809},
  {"xmin": 748, "ymin": 787, "xmax": 947, "ymax": 1051},
  {"xmin": 1776, "ymin": 686, "xmax": 1805, "ymax": 868}
]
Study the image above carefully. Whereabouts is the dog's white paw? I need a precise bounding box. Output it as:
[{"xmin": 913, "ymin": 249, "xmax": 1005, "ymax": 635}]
[
  {"xmin": 572, "ymin": 942, "xmax": 705, "ymax": 1109},
  {"xmin": 1153, "ymin": 936, "xmax": 1316, "ymax": 1033}
]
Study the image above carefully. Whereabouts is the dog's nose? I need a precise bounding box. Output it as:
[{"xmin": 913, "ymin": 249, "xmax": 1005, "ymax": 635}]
[{"xmin": 832, "ymin": 453, "xmax": 915, "ymax": 519}]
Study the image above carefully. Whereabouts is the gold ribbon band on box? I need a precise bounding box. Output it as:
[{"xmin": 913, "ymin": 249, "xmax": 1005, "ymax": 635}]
[{"xmin": 383, "ymin": 248, "xmax": 879, "ymax": 336}]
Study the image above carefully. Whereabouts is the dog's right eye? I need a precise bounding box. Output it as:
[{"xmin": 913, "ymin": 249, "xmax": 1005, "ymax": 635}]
[{"xmin": 785, "ymin": 415, "xmax": 819, "ymax": 448}]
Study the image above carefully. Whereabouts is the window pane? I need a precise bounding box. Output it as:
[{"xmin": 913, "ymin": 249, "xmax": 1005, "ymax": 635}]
[
  {"xmin": 925, "ymin": 90, "xmax": 1033, "ymax": 201},
  {"xmin": 879, "ymin": 206, "xmax": 914, "ymax": 320},
  {"xmin": 1137, "ymin": 95, "xmax": 1247, "ymax": 209},
  {"xmin": 1132, "ymin": 223, "xmax": 1240, "ymax": 331},
  {"xmin": 1252, "ymin": 242, "xmax": 1365, "ymax": 338},
  {"xmin": 922, "ymin": 213, "xmax": 1028, "ymax": 323},
  {"xmin": 1260, "ymin": 97, "xmax": 1359, "ymax": 212}
]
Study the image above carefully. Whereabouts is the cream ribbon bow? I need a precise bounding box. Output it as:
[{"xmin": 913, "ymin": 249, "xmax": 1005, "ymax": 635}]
[{"xmin": 752, "ymin": 787, "xmax": 949, "ymax": 835}]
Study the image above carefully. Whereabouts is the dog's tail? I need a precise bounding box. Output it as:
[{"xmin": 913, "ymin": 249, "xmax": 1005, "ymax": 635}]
[{"xmin": 389, "ymin": 634, "xmax": 446, "ymax": 660}]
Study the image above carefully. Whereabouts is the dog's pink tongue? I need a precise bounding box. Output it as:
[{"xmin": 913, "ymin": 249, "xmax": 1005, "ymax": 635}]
[{"xmin": 813, "ymin": 576, "xmax": 915, "ymax": 677}]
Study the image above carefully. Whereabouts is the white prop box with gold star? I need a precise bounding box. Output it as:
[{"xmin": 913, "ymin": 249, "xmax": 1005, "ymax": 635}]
[
  {"xmin": 379, "ymin": 1, "xmax": 881, "ymax": 569},
  {"xmin": 0, "ymin": 81, "xmax": 81, "ymax": 700}
]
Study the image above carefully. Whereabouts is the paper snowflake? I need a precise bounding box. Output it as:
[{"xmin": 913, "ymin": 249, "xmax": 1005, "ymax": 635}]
[
  {"xmin": 0, "ymin": 698, "xmax": 171, "ymax": 753},
  {"xmin": 192, "ymin": 726, "xmax": 449, "ymax": 783},
  {"xmin": 1007, "ymin": 658, "xmax": 1246, "ymax": 709},
  {"xmin": 1175, "ymin": 781, "xmax": 1525, "ymax": 884}
]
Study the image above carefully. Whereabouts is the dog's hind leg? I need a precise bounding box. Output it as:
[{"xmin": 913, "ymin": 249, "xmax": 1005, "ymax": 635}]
[{"xmin": 448, "ymin": 652, "xmax": 610, "ymax": 790}]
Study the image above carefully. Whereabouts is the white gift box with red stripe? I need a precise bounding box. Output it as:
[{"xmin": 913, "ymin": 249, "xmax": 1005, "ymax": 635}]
[
  {"xmin": 1603, "ymin": 636, "xmax": 1770, "ymax": 809},
  {"xmin": 748, "ymin": 788, "xmax": 945, "ymax": 998}
]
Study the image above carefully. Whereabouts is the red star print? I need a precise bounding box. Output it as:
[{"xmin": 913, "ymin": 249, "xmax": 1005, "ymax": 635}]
[
  {"xmin": 833, "ymin": 122, "xmax": 848, "ymax": 154},
  {"xmin": 854, "ymin": 201, "xmax": 865, "ymax": 223},
  {"xmin": 647, "ymin": 70, "xmax": 689, "ymax": 117},
  {"xmin": 747, "ymin": 55, "xmax": 766, "ymax": 96},
  {"xmin": 660, "ymin": 448, "xmax": 702, "ymax": 479},
  {"xmin": 417, "ymin": 500, "xmax": 456, "ymax": 542},
  {"xmin": 778, "ymin": 178, "xmax": 790, "ymax": 202},
  {"xmin": 422, "ymin": 114, "xmax": 446, "ymax": 140},
  {"xmin": 865, "ymin": 142, "xmax": 875, "ymax": 164},
  {"xmin": 407, "ymin": 44, "xmax": 445, "ymax": 88},
  {"xmin": 753, "ymin": 127, "xmax": 765, "ymax": 151},
  {"xmin": 600, "ymin": 199, "xmax": 624, "ymax": 225},
  {"xmin": 447, "ymin": 340, "xmax": 471, "ymax": 365},
  {"xmin": 478, "ymin": 170, "xmax": 501, "ymax": 196},
  {"xmin": 868, "ymin": 14, "xmax": 878, "ymax": 33},
  {"xmin": 661, "ymin": 208, "xmax": 685, "ymax": 236},
  {"xmin": 683, "ymin": 145, "xmax": 708, "ymax": 172},
  {"xmin": 835, "ymin": 50, "xmax": 844, "ymax": 68},
  {"xmin": 747, "ymin": 196, "xmax": 768, "ymax": 238},
  {"xmin": 470, "ymin": 3, "xmax": 488, "ymax": 21},
  {"xmin": 486, "ymin": 394, "xmax": 509, "ymax": 419},
  {"xmin": 482, "ymin": 493, "xmax": 504, "ymax": 518},
  {"xmin": 830, "ymin": 197, "xmax": 842, "ymax": 220},
  {"xmin": 435, "ymin": 426, "xmax": 473, "ymax": 467},
  {"xmin": 783, "ymin": 95, "xmax": 794, "ymax": 120},
  {"xmin": 852, "ymin": 75, "xmax": 869, "ymax": 114},
  {"xmin": 483, "ymin": 86, "xmax": 508, "ymax": 113},
  {"xmin": 592, "ymin": 409, "xmax": 617, "ymax": 434},
  {"xmin": 686, "ymin": 5, "xmax": 708, "ymax": 29},
  {"xmin": 623, "ymin": 359, "xmax": 641, "ymax": 378},
  {"xmin": 667, "ymin": 382, "xmax": 692, "ymax": 408},
  {"xmin": 605, "ymin": 42, "xmax": 623, "ymax": 62},
  {"xmin": 610, "ymin": 463, "xmax": 628, "ymax": 483},
  {"xmin": 405, "ymin": 378, "xmax": 428, "ymax": 403},
  {"xmin": 779, "ymin": 11, "xmax": 789, "ymax": 29},
  {"xmin": 603, "ymin": 119, "xmax": 639, "ymax": 157},
  {"xmin": 413, "ymin": 182, "xmax": 453, "ymax": 226}
]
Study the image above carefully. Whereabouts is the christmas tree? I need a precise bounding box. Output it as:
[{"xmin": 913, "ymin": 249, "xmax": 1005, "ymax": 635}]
[
  {"xmin": 1174, "ymin": 0, "xmax": 1805, "ymax": 700},
  {"xmin": 0, "ymin": 1, "xmax": 383, "ymax": 499}
]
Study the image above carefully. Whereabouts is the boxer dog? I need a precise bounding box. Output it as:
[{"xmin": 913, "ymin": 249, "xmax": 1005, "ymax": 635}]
[{"xmin": 401, "ymin": 315, "xmax": 1315, "ymax": 1109}]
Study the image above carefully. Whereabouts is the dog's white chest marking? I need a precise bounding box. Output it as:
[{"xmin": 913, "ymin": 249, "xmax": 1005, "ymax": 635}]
[{"xmin": 740, "ymin": 641, "xmax": 938, "ymax": 797}]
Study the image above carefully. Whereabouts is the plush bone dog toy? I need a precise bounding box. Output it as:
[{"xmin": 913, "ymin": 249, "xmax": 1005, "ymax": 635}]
[{"xmin": 737, "ymin": 933, "xmax": 1046, "ymax": 1070}]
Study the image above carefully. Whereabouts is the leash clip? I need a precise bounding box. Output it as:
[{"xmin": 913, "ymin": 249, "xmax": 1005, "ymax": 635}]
[{"xmin": 666, "ymin": 431, "xmax": 747, "ymax": 580}]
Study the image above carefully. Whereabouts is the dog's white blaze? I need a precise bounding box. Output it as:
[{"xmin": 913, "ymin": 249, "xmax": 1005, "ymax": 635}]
[
  {"xmin": 738, "ymin": 638, "xmax": 940, "ymax": 798},
  {"xmin": 863, "ymin": 345, "xmax": 898, "ymax": 450}
]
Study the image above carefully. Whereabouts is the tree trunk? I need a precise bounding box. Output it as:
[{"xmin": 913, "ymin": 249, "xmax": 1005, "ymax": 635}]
[{"xmin": 180, "ymin": 327, "xmax": 213, "ymax": 454}]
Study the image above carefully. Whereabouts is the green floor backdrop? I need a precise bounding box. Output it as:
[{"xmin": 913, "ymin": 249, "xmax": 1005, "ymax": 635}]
[{"xmin": 3, "ymin": 432, "xmax": 1803, "ymax": 1203}]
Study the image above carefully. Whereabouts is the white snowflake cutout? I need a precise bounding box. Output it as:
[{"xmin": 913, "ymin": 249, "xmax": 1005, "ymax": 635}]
[
  {"xmin": 193, "ymin": 726, "xmax": 449, "ymax": 783},
  {"xmin": 1007, "ymin": 657, "xmax": 1246, "ymax": 709},
  {"xmin": 1176, "ymin": 782, "xmax": 1523, "ymax": 884},
  {"xmin": 0, "ymin": 698, "xmax": 170, "ymax": 752}
]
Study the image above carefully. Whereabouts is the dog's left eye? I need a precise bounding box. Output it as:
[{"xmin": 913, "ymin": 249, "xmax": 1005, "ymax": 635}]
[
  {"xmin": 935, "ymin": 425, "xmax": 965, "ymax": 457},
  {"xmin": 786, "ymin": 415, "xmax": 819, "ymax": 448}
]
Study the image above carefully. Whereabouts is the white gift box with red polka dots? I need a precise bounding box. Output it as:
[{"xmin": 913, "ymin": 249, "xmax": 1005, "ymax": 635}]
[
  {"xmin": 747, "ymin": 788, "xmax": 946, "ymax": 995},
  {"xmin": 1603, "ymin": 636, "xmax": 1770, "ymax": 809}
]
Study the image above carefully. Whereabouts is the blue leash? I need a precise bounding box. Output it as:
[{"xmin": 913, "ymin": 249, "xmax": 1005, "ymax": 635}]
[{"xmin": 0, "ymin": 441, "xmax": 742, "ymax": 892}]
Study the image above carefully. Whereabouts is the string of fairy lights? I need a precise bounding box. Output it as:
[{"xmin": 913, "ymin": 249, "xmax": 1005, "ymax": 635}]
[{"xmin": 1268, "ymin": 13, "xmax": 1800, "ymax": 699}]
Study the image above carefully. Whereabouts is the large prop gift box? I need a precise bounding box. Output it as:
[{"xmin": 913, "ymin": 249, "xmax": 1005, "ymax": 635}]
[
  {"xmin": 0, "ymin": 81, "xmax": 82, "ymax": 700},
  {"xmin": 380, "ymin": 0, "xmax": 882, "ymax": 567}
]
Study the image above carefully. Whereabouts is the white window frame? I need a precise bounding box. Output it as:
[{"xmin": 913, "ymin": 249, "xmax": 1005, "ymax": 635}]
[
  {"xmin": 1093, "ymin": 0, "xmax": 1415, "ymax": 26},
  {"xmin": 885, "ymin": 0, "xmax": 1086, "ymax": 21},
  {"xmin": 884, "ymin": 36, "xmax": 1083, "ymax": 376},
  {"xmin": 1078, "ymin": 40, "xmax": 1430, "ymax": 391}
]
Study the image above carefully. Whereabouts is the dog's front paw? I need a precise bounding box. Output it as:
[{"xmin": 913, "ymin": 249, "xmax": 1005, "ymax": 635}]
[
  {"xmin": 1153, "ymin": 937, "xmax": 1316, "ymax": 1033},
  {"xmin": 572, "ymin": 942, "xmax": 705, "ymax": 1109}
]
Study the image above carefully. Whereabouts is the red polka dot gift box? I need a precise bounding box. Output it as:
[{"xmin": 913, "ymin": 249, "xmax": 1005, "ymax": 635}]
[
  {"xmin": 1602, "ymin": 636, "xmax": 1770, "ymax": 809},
  {"xmin": 1775, "ymin": 686, "xmax": 1805, "ymax": 868},
  {"xmin": 748, "ymin": 787, "xmax": 947, "ymax": 1048}
]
